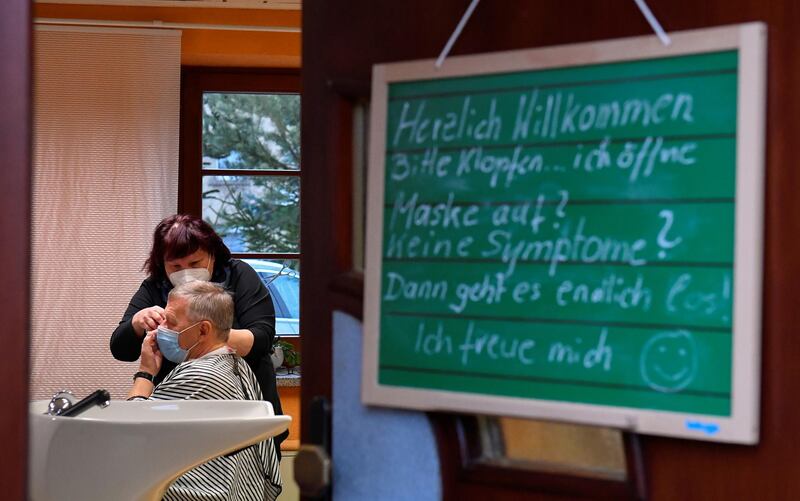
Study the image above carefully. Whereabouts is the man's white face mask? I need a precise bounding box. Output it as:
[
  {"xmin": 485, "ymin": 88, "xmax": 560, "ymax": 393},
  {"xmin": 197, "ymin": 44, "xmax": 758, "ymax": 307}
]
[{"xmin": 168, "ymin": 257, "xmax": 212, "ymax": 287}]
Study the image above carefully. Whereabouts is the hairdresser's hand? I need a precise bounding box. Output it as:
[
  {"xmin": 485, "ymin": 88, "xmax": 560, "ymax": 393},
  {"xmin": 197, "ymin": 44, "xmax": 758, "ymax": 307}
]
[
  {"xmin": 139, "ymin": 331, "xmax": 163, "ymax": 376},
  {"xmin": 132, "ymin": 306, "xmax": 165, "ymax": 337}
]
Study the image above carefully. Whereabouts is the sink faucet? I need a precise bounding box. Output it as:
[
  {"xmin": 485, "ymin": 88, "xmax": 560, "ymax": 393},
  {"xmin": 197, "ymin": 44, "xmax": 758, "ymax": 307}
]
[{"xmin": 46, "ymin": 389, "xmax": 110, "ymax": 417}]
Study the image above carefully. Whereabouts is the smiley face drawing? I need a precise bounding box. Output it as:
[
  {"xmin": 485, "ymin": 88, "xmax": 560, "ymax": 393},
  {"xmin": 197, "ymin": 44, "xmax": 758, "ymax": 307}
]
[{"xmin": 640, "ymin": 330, "xmax": 698, "ymax": 393}]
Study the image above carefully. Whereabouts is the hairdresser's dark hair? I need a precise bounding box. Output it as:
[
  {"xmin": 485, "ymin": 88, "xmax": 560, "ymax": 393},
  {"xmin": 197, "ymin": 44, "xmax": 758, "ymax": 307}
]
[{"xmin": 144, "ymin": 214, "xmax": 231, "ymax": 281}]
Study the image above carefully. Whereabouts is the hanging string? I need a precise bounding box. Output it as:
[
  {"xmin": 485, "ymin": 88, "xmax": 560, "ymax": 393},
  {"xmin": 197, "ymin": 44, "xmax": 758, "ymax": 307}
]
[
  {"xmin": 435, "ymin": 0, "xmax": 668, "ymax": 69},
  {"xmin": 633, "ymin": 0, "xmax": 671, "ymax": 46},
  {"xmin": 435, "ymin": 0, "xmax": 481, "ymax": 68}
]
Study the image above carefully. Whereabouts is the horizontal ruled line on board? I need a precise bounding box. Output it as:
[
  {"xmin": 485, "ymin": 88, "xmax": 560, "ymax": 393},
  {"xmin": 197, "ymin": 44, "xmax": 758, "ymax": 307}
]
[
  {"xmin": 385, "ymin": 132, "xmax": 735, "ymax": 155},
  {"xmin": 383, "ymin": 197, "xmax": 735, "ymax": 208},
  {"xmin": 379, "ymin": 364, "xmax": 731, "ymax": 399},
  {"xmin": 382, "ymin": 257, "xmax": 733, "ymax": 268},
  {"xmin": 383, "ymin": 310, "xmax": 732, "ymax": 333},
  {"xmin": 388, "ymin": 67, "xmax": 737, "ymax": 102}
]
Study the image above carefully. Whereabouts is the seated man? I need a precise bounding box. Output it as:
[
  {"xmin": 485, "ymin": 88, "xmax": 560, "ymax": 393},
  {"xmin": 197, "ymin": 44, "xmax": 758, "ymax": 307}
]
[{"xmin": 128, "ymin": 281, "xmax": 282, "ymax": 501}]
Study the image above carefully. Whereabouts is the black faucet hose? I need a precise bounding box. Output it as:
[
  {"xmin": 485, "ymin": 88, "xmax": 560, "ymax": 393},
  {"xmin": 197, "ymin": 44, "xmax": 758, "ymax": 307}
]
[{"xmin": 59, "ymin": 389, "xmax": 111, "ymax": 417}]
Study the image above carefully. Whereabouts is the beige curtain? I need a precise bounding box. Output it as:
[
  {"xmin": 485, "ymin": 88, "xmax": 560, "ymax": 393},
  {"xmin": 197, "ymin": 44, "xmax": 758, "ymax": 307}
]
[{"xmin": 31, "ymin": 26, "xmax": 181, "ymax": 399}]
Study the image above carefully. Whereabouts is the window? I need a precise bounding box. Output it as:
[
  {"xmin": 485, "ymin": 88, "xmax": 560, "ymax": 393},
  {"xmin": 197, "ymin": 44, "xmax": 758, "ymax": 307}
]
[{"xmin": 180, "ymin": 69, "xmax": 301, "ymax": 336}]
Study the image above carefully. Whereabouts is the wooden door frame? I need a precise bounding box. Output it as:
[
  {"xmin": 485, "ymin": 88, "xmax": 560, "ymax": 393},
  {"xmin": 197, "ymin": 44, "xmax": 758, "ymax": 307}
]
[{"xmin": 0, "ymin": 0, "xmax": 32, "ymax": 498}]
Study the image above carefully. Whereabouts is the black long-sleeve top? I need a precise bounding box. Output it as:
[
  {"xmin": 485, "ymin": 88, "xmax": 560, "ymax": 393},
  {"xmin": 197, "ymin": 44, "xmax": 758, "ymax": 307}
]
[{"xmin": 110, "ymin": 258, "xmax": 285, "ymax": 424}]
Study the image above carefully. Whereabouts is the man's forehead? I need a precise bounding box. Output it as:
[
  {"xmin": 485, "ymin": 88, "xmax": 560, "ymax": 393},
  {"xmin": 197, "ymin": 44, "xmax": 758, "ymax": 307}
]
[{"xmin": 165, "ymin": 296, "xmax": 188, "ymax": 319}]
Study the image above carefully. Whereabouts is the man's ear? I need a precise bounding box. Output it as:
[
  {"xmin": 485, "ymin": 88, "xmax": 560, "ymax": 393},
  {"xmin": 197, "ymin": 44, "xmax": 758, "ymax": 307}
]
[{"xmin": 200, "ymin": 320, "xmax": 213, "ymax": 337}]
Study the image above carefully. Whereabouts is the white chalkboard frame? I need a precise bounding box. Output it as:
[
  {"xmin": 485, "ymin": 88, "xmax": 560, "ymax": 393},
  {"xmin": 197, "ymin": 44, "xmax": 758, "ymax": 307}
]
[{"xmin": 362, "ymin": 23, "xmax": 766, "ymax": 444}]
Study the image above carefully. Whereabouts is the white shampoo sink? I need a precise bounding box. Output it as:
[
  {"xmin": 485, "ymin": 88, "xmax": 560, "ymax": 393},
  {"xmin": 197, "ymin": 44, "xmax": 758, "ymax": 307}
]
[{"xmin": 29, "ymin": 399, "xmax": 291, "ymax": 501}]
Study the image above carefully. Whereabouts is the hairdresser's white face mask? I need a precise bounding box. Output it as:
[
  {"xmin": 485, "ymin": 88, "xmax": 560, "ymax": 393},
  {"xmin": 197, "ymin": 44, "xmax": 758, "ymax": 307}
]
[{"xmin": 168, "ymin": 256, "xmax": 213, "ymax": 287}]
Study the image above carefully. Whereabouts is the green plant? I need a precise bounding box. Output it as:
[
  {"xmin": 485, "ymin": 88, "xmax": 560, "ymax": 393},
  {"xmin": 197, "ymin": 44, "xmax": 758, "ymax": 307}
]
[{"xmin": 273, "ymin": 339, "xmax": 300, "ymax": 368}]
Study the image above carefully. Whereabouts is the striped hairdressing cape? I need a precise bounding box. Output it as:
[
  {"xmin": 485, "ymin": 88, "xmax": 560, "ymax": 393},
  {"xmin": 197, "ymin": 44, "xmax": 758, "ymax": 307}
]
[{"xmin": 137, "ymin": 351, "xmax": 282, "ymax": 501}]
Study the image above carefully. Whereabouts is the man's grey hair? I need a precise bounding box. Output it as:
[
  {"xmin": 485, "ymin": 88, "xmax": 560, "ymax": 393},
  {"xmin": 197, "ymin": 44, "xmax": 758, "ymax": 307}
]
[{"xmin": 169, "ymin": 281, "xmax": 234, "ymax": 341}]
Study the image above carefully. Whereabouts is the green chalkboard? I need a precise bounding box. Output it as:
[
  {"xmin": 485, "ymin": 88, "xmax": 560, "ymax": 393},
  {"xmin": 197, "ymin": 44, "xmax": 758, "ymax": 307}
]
[{"xmin": 363, "ymin": 24, "xmax": 765, "ymax": 443}]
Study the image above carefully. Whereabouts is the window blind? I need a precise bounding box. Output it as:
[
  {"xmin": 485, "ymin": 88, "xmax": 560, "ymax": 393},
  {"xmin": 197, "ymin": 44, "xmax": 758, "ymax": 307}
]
[{"xmin": 31, "ymin": 26, "xmax": 181, "ymax": 399}]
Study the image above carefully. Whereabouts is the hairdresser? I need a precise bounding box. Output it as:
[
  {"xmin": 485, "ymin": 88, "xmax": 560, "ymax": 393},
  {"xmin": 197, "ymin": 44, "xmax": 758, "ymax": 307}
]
[{"xmin": 111, "ymin": 213, "xmax": 287, "ymax": 452}]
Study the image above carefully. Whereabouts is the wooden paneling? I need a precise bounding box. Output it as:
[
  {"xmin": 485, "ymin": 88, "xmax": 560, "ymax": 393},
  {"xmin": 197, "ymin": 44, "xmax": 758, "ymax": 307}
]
[
  {"xmin": 303, "ymin": 0, "xmax": 800, "ymax": 499},
  {"xmin": 0, "ymin": 0, "xmax": 31, "ymax": 499},
  {"xmin": 278, "ymin": 385, "xmax": 301, "ymax": 451},
  {"xmin": 34, "ymin": 3, "xmax": 301, "ymax": 68}
]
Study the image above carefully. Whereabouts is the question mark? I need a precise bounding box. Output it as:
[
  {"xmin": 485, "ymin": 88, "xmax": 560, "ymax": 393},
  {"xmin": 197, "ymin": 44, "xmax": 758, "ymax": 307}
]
[
  {"xmin": 656, "ymin": 209, "xmax": 682, "ymax": 259},
  {"xmin": 552, "ymin": 190, "xmax": 569, "ymax": 230},
  {"xmin": 552, "ymin": 190, "xmax": 569, "ymax": 229},
  {"xmin": 555, "ymin": 190, "xmax": 569, "ymax": 218}
]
